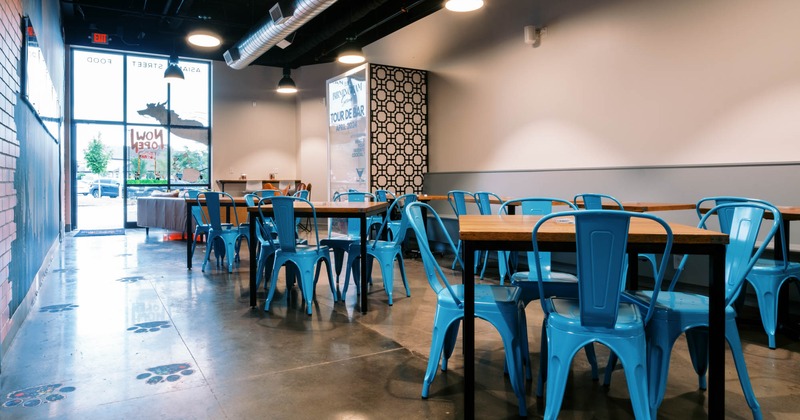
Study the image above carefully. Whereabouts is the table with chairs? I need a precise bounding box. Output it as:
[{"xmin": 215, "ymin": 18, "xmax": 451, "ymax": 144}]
[
  {"xmin": 246, "ymin": 199, "xmax": 388, "ymax": 313},
  {"xmin": 182, "ymin": 186, "xmax": 796, "ymax": 417},
  {"xmin": 457, "ymin": 206, "xmax": 729, "ymax": 419}
]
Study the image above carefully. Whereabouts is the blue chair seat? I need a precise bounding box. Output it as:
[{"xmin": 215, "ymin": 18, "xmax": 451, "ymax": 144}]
[
  {"xmin": 548, "ymin": 298, "xmax": 645, "ymax": 335},
  {"xmin": 752, "ymin": 258, "xmax": 800, "ymax": 272},
  {"xmin": 435, "ymin": 284, "xmax": 521, "ymax": 308},
  {"xmin": 634, "ymin": 290, "xmax": 737, "ymax": 317}
]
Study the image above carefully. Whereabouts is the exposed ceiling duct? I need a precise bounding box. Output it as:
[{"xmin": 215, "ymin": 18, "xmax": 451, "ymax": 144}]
[{"xmin": 224, "ymin": 0, "xmax": 338, "ymax": 69}]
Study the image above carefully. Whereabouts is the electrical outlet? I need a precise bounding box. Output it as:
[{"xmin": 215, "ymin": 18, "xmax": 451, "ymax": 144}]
[{"xmin": 228, "ymin": 167, "xmax": 233, "ymax": 174}]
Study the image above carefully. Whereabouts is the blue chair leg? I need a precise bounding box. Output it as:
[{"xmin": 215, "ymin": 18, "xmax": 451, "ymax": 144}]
[
  {"xmin": 201, "ymin": 235, "xmax": 216, "ymax": 272},
  {"xmin": 542, "ymin": 329, "xmax": 582, "ymax": 419},
  {"xmin": 610, "ymin": 336, "xmax": 650, "ymax": 420},
  {"xmin": 397, "ymin": 254, "xmax": 410, "ymax": 298},
  {"xmin": 725, "ymin": 317, "xmax": 763, "ymax": 419},
  {"xmin": 451, "ymin": 240, "xmax": 462, "ymax": 270},
  {"xmin": 645, "ymin": 319, "xmax": 682, "ymax": 416},
  {"xmin": 746, "ymin": 274, "xmax": 799, "ymax": 349},
  {"xmin": 492, "ymin": 316, "xmax": 527, "ymax": 417},
  {"xmin": 314, "ymin": 256, "xmax": 336, "ymax": 302},
  {"xmin": 422, "ymin": 314, "xmax": 457, "ymax": 398},
  {"xmin": 685, "ymin": 328, "xmax": 709, "ymax": 390},
  {"xmin": 441, "ymin": 319, "xmax": 461, "ymax": 372}
]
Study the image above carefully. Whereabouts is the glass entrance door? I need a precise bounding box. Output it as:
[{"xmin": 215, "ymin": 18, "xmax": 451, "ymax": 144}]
[{"xmin": 74, "ymin": 123, "xmax": 125, "ymax": 229}]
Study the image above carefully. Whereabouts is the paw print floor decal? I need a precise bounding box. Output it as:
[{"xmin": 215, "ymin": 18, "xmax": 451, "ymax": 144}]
[
  {"xmin": 136, "ymin": 363, "xmax": 194, "ymax": 385},
  {"xmin": 127, "ymin": 321, "xmax": 171, "ymax": 333},
  {"xmin": 117, "ymin": 276, "xmax": 146, "ymax": 284},
  {"xmin": 39, "ymin": 304, "xmax": 79, "ymax": 313},
  {"xmin": 2, "ymin": 384, "xmax": 75, "ymax": 408}
]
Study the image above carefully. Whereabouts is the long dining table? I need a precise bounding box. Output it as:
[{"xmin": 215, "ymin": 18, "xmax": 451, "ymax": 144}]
[
  {"xmin": 246, "ymin": 201, "xmax": 388, "ymax": 313},
  {"xmin": 459, "ymin": 214, "xmax": 728, "ymax": 419}
]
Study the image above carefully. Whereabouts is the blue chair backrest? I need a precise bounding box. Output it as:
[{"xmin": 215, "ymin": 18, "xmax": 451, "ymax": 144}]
[
  {"xmin": 405, "ymin": 202, "xmax": 464, "ymax": 306},
  {"xmin": 574, "ymin": 193, "xmax": 624, "ymax": 210},
  {"xmin": 533, "ymin": 210, "xmax": 673, "ymax": 326},
  {"xmin": 447, "ymin": 190, "xmax": 475, "ymax": 217},
  {"xmin": 474, "ymin": 191, "xmax": 502, "ymax": 215},
  {"xmin": 294, "ymin": 189, "xmax": 309, "ymax": 199},
  {"xmin": 374, "ymin": 189, "xmax": 395, "ymax": 202},
  {"xmin": 694, "ymin": 197, "xmax": 787, "ymax": 269},
  {"xmin": 254, "ymin": 189, "xmax": 282, "ymax": 198},
  {"xmin": 372, "ymin": 194, "xmax": 417, "ymax": 248},
  {"xmin": 267, "ymin": 196, "xmax": 321, "ymax": 252},
  {"xmin": 187, "ymin": 190, "xmax": 205, "ymax": 224},
  {"xmin": 332, "ymin": 191, "xmax": 374, "ymax": 236},
  {"xmin": 673, "ymin": 201, "xmax": 781, "ymax": 305},
  {"xmin": 197, "ymin": 192, "xmax": 237, "ymax": 231},
  {"xmin": 501, "ymin": 197, "xmax": 577, "ymax": 279}
]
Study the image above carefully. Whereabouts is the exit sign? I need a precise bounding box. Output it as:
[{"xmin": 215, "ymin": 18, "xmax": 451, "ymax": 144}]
[{"xmin": 91, "ymin": 33, "xmax": 109, "ymax": 45}]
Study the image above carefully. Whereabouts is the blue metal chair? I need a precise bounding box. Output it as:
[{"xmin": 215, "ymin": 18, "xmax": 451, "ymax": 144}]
[
  {"xmin": 197, "ymin": 192, "xmax": 248, "ymax": 273},
  {"xmin": 626, "ymin": 201, "xmax": 779, "ymax": 418},
  {"xmin": 264, "ymin": 196, "xmax": 336, "ymax": 316},
  {"xmin": 341, "ymin": 194, "xmax": 416, "ymax": 305},
  {"xmin": 319, "ymin": 191, "xmax": 375, "ymax": 298},
  {"xmin": 250, "ymin": 195, "xmax": 279, "ymax": 293},
  {"xmin": 186, "ymin": 189, "xmax": 221, "ymax": 260},
  {"xmin": 498, "ymin": 197, "xmax": 599, "ymax": 394},
  {"xmin": 697, "ymin": 196, "xmax": 800, "ymax": 349},
  {"xmin": 372, "ymin": 189, "xmax": 397, "ymax": 237},
  {"xmin": 574, "ymin": 193, "xmax": 659, "ymax": 277},
  {"xmin": 405, "ymin": 202, "xmax": 529, "ymax": 417},
  {"xmin": 447, "ymin": 190, "xmax": 476, "ymax": 270},
  {"xmin": 473, "ymin": 191, "xmax": 503, "ymax": 279},
  {"xmin": 533, "ymin": 210, "xmax": 673, "ymax": 420}
]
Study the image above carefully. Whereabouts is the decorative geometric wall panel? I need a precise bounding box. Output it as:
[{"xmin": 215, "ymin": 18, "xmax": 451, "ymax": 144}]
[{"xmin": 369, "ymin": 64, "xmax": 428, "ymax": 195}]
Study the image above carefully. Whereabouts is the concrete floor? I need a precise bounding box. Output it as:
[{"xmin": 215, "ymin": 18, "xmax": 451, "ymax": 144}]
[{"xmin": 1, "ymin": 229, "xmax": 799, "ymax": 419}]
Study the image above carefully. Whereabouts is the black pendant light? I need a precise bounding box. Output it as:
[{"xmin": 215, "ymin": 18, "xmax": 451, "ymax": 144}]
[{"xmin": 164, "ymin": 54, "xmax": 184, "ymax": 81}]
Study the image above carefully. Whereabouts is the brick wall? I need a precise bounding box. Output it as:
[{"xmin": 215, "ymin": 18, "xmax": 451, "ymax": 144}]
[{"xmin": 0, "ymin": 0, "xmax": 21, "ymax": 344}]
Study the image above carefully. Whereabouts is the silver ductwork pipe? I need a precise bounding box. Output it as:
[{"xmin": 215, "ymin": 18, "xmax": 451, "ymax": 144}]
[{"xmin": 224, "ymin": 0, "xmax": 338, "ymax": 69}]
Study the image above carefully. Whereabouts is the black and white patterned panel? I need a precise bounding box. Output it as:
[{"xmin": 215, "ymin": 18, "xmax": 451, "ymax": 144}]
[{"xmin": 369, "ymin": 64, "xmax": 428, "ymax": 195}]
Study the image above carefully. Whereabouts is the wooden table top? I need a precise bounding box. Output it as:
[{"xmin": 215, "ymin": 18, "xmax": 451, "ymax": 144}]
[
  {"xmin": 574, "ymin": 201, "xmax": 696, "ymax": 212},
  {"xmin": 246, "ymin": 201, "xmax": 387, "ymax": 215},
  {"xmin": 459, "ymin": 214, "xmax": 728, "ymax": 245},
  {"xmin": 698, "ymin": 205, "xmax": 800, "ymax": 221},
  {"xmin": 186, "ymin": 196, "xmax": 248, "ymax": 205},
  {"xmin": 416, "ymin": 194, "xmax": 512, "ymax": 205}
]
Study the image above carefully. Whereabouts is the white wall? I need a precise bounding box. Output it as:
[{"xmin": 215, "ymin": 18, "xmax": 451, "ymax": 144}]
[
  {"xmin": 363, "ymin": 0, "xmax": 800, "ymax": 173},
  {"xmin": 212, "ymin": 62, "xmax": 297, "ymax": 184}
]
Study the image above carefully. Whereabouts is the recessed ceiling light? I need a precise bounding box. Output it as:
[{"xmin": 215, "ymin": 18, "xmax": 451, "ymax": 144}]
[
  {"xmin": 445, "ymin": 0, "xmax": 484, "ymax": 12},
  {"xmin": 187, "ymin": 31, "xmax": 221, "ymax": 48}
]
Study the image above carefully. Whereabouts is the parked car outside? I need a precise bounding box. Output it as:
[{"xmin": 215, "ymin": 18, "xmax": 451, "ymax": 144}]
[
  {"xmin": 89, "ymin": 178, "xmax": 120, "ymax": 198},
  {"xmin": 126, "ymin": 186, "xmax": 168, "ymax": 199},
  {"xmin": 76, "ymin": 179, "xmax": 91, "ymax": 196}
]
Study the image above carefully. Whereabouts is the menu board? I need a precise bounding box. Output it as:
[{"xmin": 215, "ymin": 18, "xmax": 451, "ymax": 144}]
[{"xmin": 327, "ymin": 65, "xmax": 368, "ymax": 198}]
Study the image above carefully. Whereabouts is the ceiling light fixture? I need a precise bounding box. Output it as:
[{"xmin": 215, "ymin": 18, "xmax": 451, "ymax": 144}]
[
  {"xmin": 276, "ymin": 68, "xmax": 297, "ymax": 94},
  {"xmin": 187, "ymin": 30, "xmax": 221, "ymax": 48},
  {"xmin": 445, "ymin": 0, "xmax": 484, "ymax": 12},
  {"xmin": 164, "ymin": 54, "xmax": 184, "ymax": 81},
  {"xmin": 337, "ymin": 41, "xmax": 365, "ymax": 64}
]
